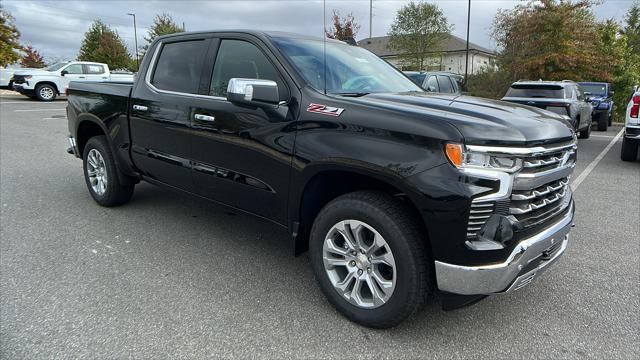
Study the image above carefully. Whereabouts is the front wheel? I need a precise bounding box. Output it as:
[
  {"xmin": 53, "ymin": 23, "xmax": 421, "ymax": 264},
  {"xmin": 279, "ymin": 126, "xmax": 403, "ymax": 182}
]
[
  {"xmin": 309, "ymin": 191, "xmax": 431, "ymax": 328},
  {"xmin": 35, "ymin": 83, "xmax": 56, "ymax": 102},
  {"xmin": 83, "ymin": 136, "xmax": 134, "ymax": 206}
]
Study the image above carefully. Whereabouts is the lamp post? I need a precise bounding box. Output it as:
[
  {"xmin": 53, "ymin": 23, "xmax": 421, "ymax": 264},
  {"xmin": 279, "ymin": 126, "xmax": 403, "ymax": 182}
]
[
  {"xmin": 464, "ymin": 0, "xmax": 471, "ymax": 80},
  {"xmin": 127, "ymin": 13, "xmax": 139, "ymax": 69}
]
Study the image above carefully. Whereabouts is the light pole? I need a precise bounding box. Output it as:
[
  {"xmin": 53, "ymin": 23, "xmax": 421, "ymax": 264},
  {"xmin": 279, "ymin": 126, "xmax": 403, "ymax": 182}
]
[
  {"xmin": 464, "ymin": 0, "xmax": 471, "ymax": 80},
  {"xmin": 127, "ymin": 13, "xmax": 139, "ymax": 69}
]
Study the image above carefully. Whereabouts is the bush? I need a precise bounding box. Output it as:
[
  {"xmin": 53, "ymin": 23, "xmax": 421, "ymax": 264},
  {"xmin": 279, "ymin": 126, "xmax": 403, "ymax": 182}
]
[{"xmin": 465, "ymin": 68, "xmax": 512, "ymax": 99}]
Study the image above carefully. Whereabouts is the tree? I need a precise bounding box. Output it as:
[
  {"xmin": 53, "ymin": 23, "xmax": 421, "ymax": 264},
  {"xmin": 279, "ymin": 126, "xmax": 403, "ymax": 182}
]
[
  {"xmin": 144, "ymin": 13, "xmax": 183, "ymax": 45},
  {"xmin": 21, "ymin": 45, "xmax": 45, "ymax": 68},
  {"xmin": 622, "ymin": 0, "xmax": 640, "ymax": 54},
  {"xmin": 0, "ymin": 7, "xmax": 22, "ymax": 67},
  {"xmin": 491, "ymin": 0, "xmax": 607, "ymax": 82},
  {"xmin": 325, "ymin": 10, "xmax": 361, "ymax": 41},
  {"xmin": 77, "ymin": 20, "xmax": 132, "ymax": 70},
  {"xmin": 387, "ymin": 1, "xmax": 452, "ymax": 70}
]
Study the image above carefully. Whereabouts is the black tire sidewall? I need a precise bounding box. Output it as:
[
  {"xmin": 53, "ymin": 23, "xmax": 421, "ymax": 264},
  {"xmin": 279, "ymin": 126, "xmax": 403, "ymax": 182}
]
[
  {"xmin": 309, "ymin": 193, "xmax": 425, "ymax": 327},
  {"xmin": 82, "ymin": 136, "xmax": 132, "ymax": 206},
  {"xmin": 35, "ymin": 84, "xmax": 56, "ymax": 102}
]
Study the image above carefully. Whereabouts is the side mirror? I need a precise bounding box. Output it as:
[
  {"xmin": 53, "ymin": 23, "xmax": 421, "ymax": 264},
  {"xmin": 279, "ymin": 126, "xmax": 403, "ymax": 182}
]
[
  {"xmin": 61, "ymin": 70, "xmax": 68, "ymax": 76},
  {"xmin": 609, "ymin": 90, "xmax": 615, "ymax": 96},
  {"xmin": 226, "ymin": 78, "xmax": 279, "ymax": 106}
]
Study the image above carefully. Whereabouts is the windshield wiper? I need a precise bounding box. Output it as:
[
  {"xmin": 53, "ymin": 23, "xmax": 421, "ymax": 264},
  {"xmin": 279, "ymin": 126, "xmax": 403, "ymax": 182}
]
[{"xmin": 331, "ymin": 92, "xmax": 370, "ymax": 97}]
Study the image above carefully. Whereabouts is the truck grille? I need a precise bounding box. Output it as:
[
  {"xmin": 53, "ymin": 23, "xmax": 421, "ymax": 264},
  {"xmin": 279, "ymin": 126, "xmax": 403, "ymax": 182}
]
[
  {"xmin": 466, "ymin": 141, "xmax": 576, "ymax": 239},
  {"xmin": 12, "ymin": 75, "xmax": 26, "ymax": 85}
]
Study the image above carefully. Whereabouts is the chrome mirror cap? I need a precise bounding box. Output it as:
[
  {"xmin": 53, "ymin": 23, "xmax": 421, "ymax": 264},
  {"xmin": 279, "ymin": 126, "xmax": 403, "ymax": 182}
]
[{"xmin": 227, "ymin": 78, "xmax": 279, "ymax": 105}]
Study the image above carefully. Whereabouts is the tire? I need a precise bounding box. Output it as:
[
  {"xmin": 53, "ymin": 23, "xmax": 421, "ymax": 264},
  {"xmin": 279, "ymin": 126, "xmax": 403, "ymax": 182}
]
[
  {"xmin": 596, "ymin": 113, "xmax": 608, "ymax": 131},
  {"xmin": 579, "ymin": 122, "xmax": 591, "ymax": 139},
  {"xmin": 309, "ymin": 190, "xmax": 430, "ymax": 328},
  {"xmin": 608, "ymin": 113, "xmax": 613, "ymax": 126},
  {"xmin": 35, "ymin": 83, "xmax": 56, "ymax": 102},
  {"xmin": 82, "ymin": 136, "xmax": 134, "ymax": 206},
  {"xmin": 620, "ymin": 137, "xmax": 638, "ymax": 162}
]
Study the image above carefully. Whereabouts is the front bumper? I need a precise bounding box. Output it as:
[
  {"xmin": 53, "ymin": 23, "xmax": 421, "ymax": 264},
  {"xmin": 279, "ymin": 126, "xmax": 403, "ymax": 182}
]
[
  {"xmin": 67, "ymin": 135, "xmax": 79, "ymax": 157},
  {"xmin": 13, "ymin": 84, "xmax": 35, "ymax": 97},
  {"xmin": 435, "ymin": 201, "xmax": 574, "ymax": 295}
]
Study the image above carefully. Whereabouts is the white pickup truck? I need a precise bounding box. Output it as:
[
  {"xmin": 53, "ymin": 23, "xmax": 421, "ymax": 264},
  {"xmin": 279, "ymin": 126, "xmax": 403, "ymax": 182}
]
[{"xmin": 12, "ymin": 61, "xmax": 134, "ymax": 101}]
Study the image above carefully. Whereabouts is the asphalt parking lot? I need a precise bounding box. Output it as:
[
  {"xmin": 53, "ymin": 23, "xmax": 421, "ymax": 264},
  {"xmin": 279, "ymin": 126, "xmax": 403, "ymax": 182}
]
[{"xmin": 1, "ymin": 95, "xmax": 638, "ymax": 358}]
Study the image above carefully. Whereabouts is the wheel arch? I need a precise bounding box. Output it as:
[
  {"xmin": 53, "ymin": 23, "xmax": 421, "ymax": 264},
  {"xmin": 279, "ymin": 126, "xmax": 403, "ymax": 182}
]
[
  {"xmin": 35, "ymin": 81, "xmax": 60, "ymax": 94},
  {"xmin": 290, "ymin": 163, "xmax": 428, "ymax": 256}
]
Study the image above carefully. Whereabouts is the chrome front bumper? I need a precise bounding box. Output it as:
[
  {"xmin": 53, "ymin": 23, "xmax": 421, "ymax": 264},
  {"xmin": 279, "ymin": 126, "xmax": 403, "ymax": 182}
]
[
  {"xmin": 67, "ymin": 135, "xmax": 79, "ymax": 157},
  {"xmin": 435, "ymin": 201, "xmax": 574, "ymax": 295}
]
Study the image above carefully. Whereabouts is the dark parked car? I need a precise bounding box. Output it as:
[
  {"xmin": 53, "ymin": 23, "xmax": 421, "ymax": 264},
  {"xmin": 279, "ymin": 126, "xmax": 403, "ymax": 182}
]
[
  {"xmin": 502, "ymin": 80, "xmax": 593, "ymax": 138},
  {"xmin": 66, "ymin": 31, "xmax": 577, "ymax": 328},
  {"xmin": 578, "ymin": 82, "xmax": 614, "ymax": 130},
  {"xmin": 404, "ymin": 71, "xmax": 466, "ymax": 94}
]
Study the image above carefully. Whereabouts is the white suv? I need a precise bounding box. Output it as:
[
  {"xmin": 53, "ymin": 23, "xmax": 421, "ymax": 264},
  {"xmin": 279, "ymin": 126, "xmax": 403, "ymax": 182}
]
[
  {"xmin": 621, "ymin": 86, "xmax": 640, "ymax": 161},
  {"xmin": 12, "ymin": 61, "xmax": 134, "ymax": 101}
]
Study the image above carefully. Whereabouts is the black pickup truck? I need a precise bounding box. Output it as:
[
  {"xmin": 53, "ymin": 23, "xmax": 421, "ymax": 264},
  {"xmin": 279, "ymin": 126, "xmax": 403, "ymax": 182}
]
[{"xmin": 67, "ymin": 31, "xmax": 577, "ymax": 328}]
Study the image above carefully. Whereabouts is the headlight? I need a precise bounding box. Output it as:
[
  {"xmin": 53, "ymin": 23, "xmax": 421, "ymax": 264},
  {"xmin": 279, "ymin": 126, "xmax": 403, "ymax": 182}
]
[
  {"xmin": 24, "ymin": 75, "xmax": 32, "ymax": 80},
  {"xmin": 445, "ymin": 143, "xmax": 522, "ymax": 173}
]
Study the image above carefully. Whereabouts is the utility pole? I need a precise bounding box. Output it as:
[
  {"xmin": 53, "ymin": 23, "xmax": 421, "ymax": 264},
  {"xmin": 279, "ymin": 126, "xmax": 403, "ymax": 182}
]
[
  {"xmin": 369, "ymin": 0, "xmax": 373, "ymax": 39},
  {"xmin": 127, "ymin": 13, "xmax": 139, "ymax": 69},
  {"xmin": 182, "ymin": 22, "xmax": 186, "ymax": 31},
  {"xmin": 464, "ymin": 0, "xmax": 471, "ymax": 79}
]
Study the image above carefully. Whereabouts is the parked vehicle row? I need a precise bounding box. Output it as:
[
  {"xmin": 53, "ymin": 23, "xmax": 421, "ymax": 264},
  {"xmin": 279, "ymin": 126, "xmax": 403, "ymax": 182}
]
[
  {"xmin": 621, "ymin": 85, "xmax": 640, "ymax": 161},
  {"xmin": 67, "ymin": 31, "xmax": 577, "ymax": 328},
  {"xmin": 11, "ymin": 61, "xmax": 134, "ymax": 101}
]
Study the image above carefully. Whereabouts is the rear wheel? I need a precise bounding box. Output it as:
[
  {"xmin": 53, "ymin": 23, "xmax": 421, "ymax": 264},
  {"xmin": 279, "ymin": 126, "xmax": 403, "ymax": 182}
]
[
  {"xmin": 309, "ymin": 190, "xmax": 430, "ymax": 328},
  {"xmin": 35, "ymin": 83, "xmax": 56, "ymax": 102},
  {"xmin": 620, "ymin": 137, "xmax": 638, "ymax": 161},
  {"xmin": 596, "ymin": 112, "xmax": 608, "ymax": 131},
  {"xmin": 83, "ymin": 136, "xmax": 134, "ymax": 206},
  {"xmin": 579, "ymin": 121, "xmax": 591, "ymax": 139}
]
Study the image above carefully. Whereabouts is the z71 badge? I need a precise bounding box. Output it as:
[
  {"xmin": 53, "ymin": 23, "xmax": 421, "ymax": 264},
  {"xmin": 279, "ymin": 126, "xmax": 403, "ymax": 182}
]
[{"xmin": 306, "ymin": 103, "xmax": 345, "ymax": 117}]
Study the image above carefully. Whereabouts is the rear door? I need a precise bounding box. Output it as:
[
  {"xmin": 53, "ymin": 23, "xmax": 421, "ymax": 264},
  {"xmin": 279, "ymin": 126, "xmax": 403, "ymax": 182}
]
[
  {"xmin": 188, "ymin": 36, "xmax": 297, "ymax": 224},
  {"xmin": 436, "ymin": 75, "xmax": 455, "ymax": 94},
  {"xmin": 129, "ymin": 36, "xmax": 213, "ymax": 190},
  {"xmin": 83, "ymin": 64, "xmax": 109, "ymax": 82}
]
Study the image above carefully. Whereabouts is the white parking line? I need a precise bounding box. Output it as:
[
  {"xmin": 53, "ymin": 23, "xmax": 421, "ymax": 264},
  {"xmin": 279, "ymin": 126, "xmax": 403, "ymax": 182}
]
[
  {"xmin": 590, "ymin": 134, "xmax": 622, "ymax": 139},
  {"xmin": 1, "ymin": 101, "xmax": 64, "ymax": 104},
  {"xmin": 14, "ymin": 109, "xmax": 66, "ymax": 112},
  {"xmin": 571, "ymin": 128, "xmax": 624, "ymax": 192}
]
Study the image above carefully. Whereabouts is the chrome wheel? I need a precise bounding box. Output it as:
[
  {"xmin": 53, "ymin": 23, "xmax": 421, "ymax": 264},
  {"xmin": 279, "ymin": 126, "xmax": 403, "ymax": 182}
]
[
  {"xmin": 323, "ymin": 220, "xmax": 397, "ymax": 309},
  {"xmin": 39, "ymin": 86, "xmax": 54, "ymax": 100},
  {"xmin": 86, "ymin": 149, "xmax": 108, "ymax": 196}
]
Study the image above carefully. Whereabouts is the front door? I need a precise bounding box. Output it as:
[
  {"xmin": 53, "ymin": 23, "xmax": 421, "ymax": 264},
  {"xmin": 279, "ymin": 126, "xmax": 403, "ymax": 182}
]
[{"xmin": 189, "ymin": 37, "xmax": 297, "ymax": 224}]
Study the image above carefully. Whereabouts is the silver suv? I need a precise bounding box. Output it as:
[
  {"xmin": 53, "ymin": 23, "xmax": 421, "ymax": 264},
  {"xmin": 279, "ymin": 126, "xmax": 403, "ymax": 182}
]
[{"xmin": 502, "ymin": 80, "xmax": 593, "ymax": 139}]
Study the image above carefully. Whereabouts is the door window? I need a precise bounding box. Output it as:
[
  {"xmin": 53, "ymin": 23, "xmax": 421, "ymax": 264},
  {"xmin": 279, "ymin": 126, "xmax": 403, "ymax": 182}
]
[
  {"xmin": 437, "ymin": 75, "xmax": 454, "ymax": 93},
  {"xmin": 151, "ymin": 40, "xmax": 208, "ymax": 94},
  {"xmin": 210, "ymin": 39, "xmax": 286, "ymax": 99},
  {"xmin": 425, "ymin": 76, "xmax": 439, "ymax": 92},
  {"xmin": 85, "ymin": 64, "xmax": 105, "ymax": 74},
  {"xmin": 63, "ymin": 64, "xmax": 83, "ymax": 74}
]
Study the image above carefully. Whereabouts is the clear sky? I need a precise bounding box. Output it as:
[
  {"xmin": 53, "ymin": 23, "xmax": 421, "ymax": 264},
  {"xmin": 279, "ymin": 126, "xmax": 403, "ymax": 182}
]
[{"xmin": 3, "ymin": 0, "xmax": 635, "ymax": 63}]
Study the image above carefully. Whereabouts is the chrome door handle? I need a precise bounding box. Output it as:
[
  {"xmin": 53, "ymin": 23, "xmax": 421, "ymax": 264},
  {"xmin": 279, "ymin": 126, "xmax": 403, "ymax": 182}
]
[
  {"xmin": 194, "ymin": 114, "xmax": 215, "ymax": 122},
  {"xmin": 132, "ymin": 105, "xmax": 148, "ymax": 112}
]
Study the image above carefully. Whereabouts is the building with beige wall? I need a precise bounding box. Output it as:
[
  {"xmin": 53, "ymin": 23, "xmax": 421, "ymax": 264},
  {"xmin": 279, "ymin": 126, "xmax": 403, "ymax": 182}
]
[{"xmin": 358, "ymin": 34, "xmax": 496, "ymax": 75}]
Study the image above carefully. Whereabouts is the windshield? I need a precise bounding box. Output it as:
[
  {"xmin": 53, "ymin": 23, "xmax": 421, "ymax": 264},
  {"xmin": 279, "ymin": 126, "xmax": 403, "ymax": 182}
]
[
  {"xmin": 580, "ymin": 84, "xmax": 607, "ymax": 96},
  {"xmin": 505, "ymin": 85, "xmax": 565, "ymax": 98},
  {"xmin": 46, "ymin": 63, "xmax": 68, "ymax": 71},
  {"xmin": 273, "ymin": 38, "xmax": 422, "ymax": 95}
]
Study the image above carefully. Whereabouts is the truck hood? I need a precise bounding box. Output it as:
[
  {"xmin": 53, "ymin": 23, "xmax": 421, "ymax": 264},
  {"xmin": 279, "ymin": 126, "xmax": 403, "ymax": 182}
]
[
  {"xmin": 12, "ymin": 69, "xmax": 54, "ymax": 76},
  {"xmin": 355, "ymin": 93, "xmax": 575, "ymax": 146}
]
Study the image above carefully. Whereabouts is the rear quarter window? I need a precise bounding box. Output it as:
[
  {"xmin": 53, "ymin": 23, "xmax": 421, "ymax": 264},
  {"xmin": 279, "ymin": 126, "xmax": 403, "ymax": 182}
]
[{"xmin": 505, "ymin": 85, "xmax": 565, "ymax": 98}]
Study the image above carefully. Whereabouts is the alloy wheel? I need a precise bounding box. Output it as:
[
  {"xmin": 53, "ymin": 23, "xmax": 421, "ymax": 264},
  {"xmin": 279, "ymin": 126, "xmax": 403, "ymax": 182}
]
[
  {"xmin": 39, "ymin": 86, "xmax": 54, "ymax": 100},
  {"xmin": 86, "ymin": 149, "xmax": 108, "ymax": 195},
  {"xmin": 322, "ymin": 219, "xmax": 397, "ymax": 309}
]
